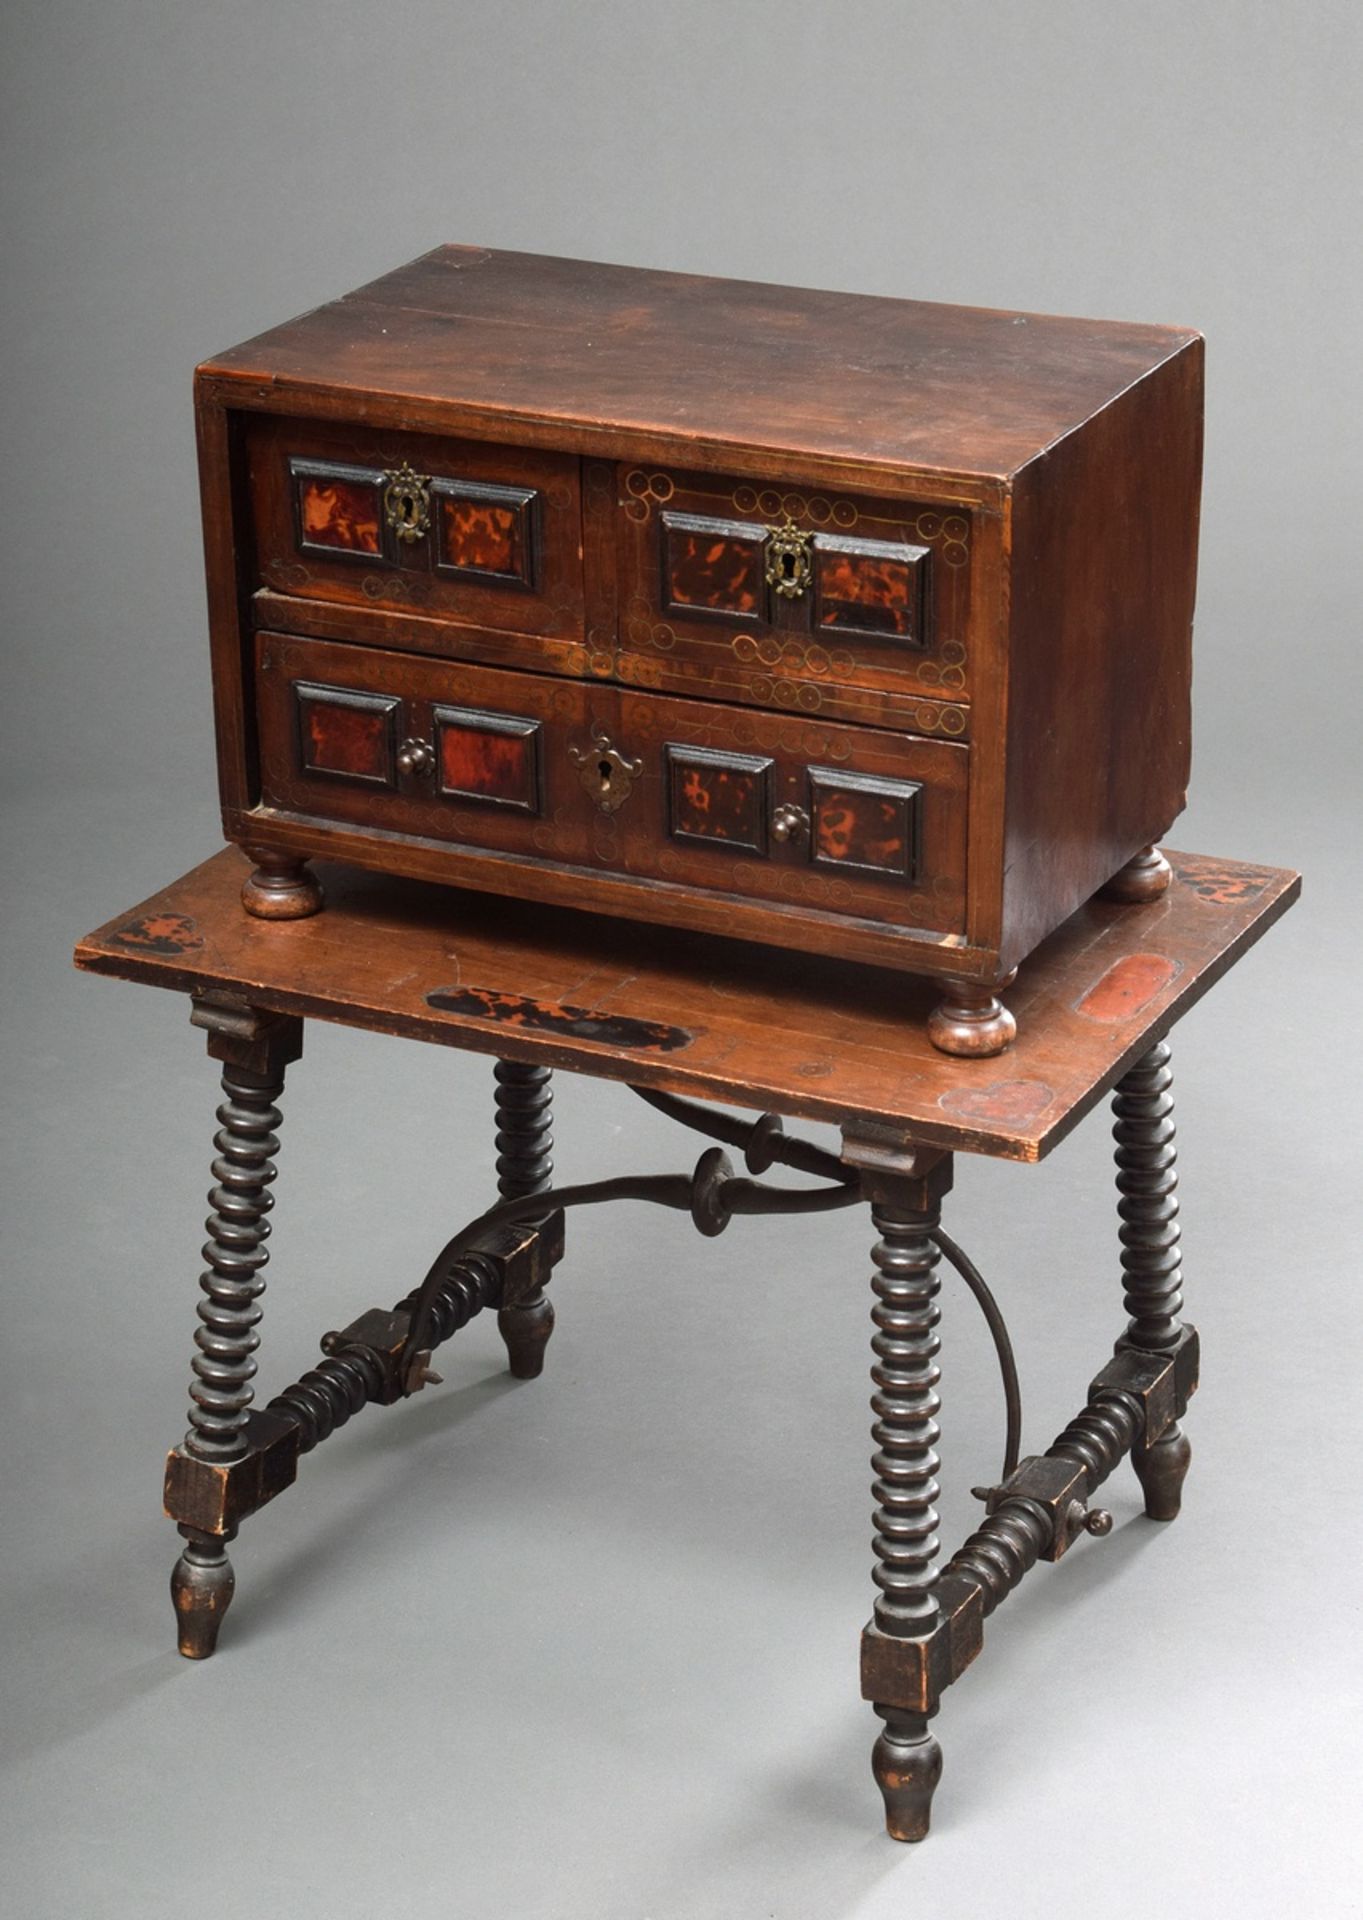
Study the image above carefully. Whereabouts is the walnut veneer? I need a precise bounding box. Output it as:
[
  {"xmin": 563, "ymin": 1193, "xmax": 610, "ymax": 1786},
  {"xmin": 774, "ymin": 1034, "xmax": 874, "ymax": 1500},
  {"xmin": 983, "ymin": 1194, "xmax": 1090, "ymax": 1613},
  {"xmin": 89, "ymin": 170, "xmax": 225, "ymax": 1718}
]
[{"xmin": 195, "ymin": 246, "xmax": 1204, "ymax": 1053}]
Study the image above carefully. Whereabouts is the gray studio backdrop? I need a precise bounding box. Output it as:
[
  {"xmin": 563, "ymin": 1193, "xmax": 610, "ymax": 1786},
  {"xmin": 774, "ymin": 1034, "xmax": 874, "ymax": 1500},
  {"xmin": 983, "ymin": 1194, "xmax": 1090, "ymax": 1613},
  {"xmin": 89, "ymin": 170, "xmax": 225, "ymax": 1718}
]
[{"xmin": 4, "ymin": 6, "xmax": 1361, "ymax": 1918}]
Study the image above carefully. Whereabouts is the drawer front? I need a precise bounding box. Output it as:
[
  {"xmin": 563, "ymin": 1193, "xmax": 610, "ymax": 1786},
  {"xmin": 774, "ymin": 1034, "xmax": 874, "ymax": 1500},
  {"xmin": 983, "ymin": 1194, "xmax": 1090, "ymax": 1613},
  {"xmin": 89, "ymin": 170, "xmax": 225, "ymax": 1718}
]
[
  {"xmin": 256, "ymin": 634, "xmax": 601, "ymax": 866},
  {"xmin": 611, "ymin": 689, "xmax": 967, "ymax": 934},
  {"xmin": 255, "ymin": 635, "xmax": 967, "ymax": 936},
  {"xmin": 615, "ymin": 466, "xmax": 972, "ymax": 725},
  {"xmin": 246, "ymin": 417, "xmax": 584, "ymax": 642}
]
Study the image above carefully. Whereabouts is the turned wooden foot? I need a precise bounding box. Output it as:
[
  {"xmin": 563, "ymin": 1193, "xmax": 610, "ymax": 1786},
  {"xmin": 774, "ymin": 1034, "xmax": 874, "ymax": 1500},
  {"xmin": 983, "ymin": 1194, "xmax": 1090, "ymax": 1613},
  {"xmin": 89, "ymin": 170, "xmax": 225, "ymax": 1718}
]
[
  {"xmin": 928, "ymin": 972, "xmax": 1017, "ymax": 1058},
  {"xmin": 872, "ymin": 1709, "xmax": 943, "ymax": 1842},
  {"xmin": 1102, "ymin": 844, "xmax": 1172, "ymax": 903},
  {"xmin": 241, "ymin": 848, "xmax": 324, "ymax": 920},
  {"xmin": 171, "ymin": 1527, "xmax": 236, "ymax": 1659},
  {"xmin": 1132, "ymin": 1422, "xmax": 1192, "ymax": 1520},
  {"xmin": 497, "ymin": 1295, "xmax": 555, "ymax": 1379}
]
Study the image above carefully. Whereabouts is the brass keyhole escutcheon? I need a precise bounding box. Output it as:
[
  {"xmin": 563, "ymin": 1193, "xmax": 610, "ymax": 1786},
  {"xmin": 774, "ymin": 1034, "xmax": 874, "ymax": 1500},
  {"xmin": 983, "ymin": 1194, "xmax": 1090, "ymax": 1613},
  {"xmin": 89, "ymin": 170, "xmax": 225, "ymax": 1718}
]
[
  {"xmin": 570, "ymin": 728, "xmax": 643, "ymax": 815},
  {"xmin": 383, "ymin": 462, "xmax": 431, "ymax": 543},
  {"xmin": 764, "ymin": 519, "xmax": 813, "ymax": 600}
]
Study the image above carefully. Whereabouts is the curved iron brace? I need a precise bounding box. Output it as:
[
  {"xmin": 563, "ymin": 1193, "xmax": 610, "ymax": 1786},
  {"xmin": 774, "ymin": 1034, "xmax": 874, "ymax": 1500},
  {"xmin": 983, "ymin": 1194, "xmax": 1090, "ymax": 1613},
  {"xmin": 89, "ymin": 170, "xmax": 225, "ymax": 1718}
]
[
  {"xmin": 933, "ymin": 1227, "xmax": 1022, "ymax": 1480},
  {"xmin": 631, "ymin": 1085, "xmax": 1022, "ymax": 1481},
  {"xmin": 633, "ymin": 1084, "xmax": 852, "ymax": 1183},
  {"xmin": 400, "ymin": 1147, "xmax": 861, "ymax": 1383}
]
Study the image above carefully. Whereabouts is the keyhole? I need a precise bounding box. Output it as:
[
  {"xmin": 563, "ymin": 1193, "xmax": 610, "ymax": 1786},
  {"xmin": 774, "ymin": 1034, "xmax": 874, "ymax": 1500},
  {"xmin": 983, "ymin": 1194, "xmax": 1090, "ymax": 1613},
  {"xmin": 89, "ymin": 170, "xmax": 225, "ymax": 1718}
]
[
  {"xmin": 598, "ymin": 759, "xmax": 614, "ymax": 787},
  {"xmin": 399, "ymin": 492, "xmax": 415, "ymax": 524},
  {"xmin": 781, "ymin": 552, "xmax": 796, "ymax": 581}
]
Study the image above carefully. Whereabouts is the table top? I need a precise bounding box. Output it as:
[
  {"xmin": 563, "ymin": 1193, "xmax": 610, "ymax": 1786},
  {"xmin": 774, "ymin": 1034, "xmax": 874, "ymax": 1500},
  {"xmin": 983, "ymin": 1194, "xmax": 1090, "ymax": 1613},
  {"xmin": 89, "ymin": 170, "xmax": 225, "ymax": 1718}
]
[
  {"xmin": 74, "ymin": 848, "xmax": 1298, "ymax": 1163},
  {"xmin": 198, "ymin": 243, "xmax": 1200, "ymax": 489}
]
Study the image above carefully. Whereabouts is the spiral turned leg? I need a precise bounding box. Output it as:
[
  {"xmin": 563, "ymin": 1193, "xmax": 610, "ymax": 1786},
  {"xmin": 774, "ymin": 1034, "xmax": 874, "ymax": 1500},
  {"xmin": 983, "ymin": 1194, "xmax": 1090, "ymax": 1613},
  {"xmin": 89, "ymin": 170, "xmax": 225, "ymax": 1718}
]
[
  {"xmin": 493, "ymin": 1060, "xmax": 556, "ymax": 1378},
  {"xmin": 1113, "ymin": 1040, "xmax": 1190, "ymax": 1520},
  {"xmin": 866, "ymin": 1171, "xmax": 948, "ymax": 1839},
  {"xmin": 169, "ymin": 1003, "xmax": 301, "ymax": 1657}
]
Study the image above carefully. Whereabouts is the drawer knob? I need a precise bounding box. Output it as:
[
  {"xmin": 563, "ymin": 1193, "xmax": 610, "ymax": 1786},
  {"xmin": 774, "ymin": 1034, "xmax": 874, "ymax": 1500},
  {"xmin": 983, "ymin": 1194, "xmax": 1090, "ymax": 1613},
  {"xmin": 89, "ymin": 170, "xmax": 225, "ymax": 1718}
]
[
  {"xmin": 765, "ymin": 519, "xmax": 813, "ymax": 600},
  {"xmin": 771, "ymin": 802, "xmax": 811, "ymax": 845},
  {"xmin": 383, "ymin": 462, "xmax": 431, "ymax": 544},
  {"xmin": 397, "ymin": 737, "xmax": 435, "ymax": 776}
]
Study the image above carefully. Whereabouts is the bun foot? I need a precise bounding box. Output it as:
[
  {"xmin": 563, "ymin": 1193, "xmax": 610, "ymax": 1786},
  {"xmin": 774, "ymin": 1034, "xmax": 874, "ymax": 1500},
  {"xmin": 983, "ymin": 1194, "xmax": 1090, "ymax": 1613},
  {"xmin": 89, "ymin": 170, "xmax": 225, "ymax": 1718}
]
[
  {"xmin": 928, "ymin": 974, "xmax": 1017, "ymax": 1058},
  {"xmin": 872, "ymin": 1710, "xmax": 943, "ymax": 1842},
  {"xmin": 498, "ymin": 1295, "xmax": 555, "ymax": 1379},
  {"xmin": 171, "ymin": 1530, "xmax": 235, "ymax": 1659},
  {"xmin": 1133, "ymin": 1422, "xmax": 1191, "ymax": 1520},
  {"xmin": 241, "ymin": 849, "xmax": 324, "ymax": 920},
  {"xmin": 1103, "ymin": 845, "xmax": 1172, "ymax": 904}
]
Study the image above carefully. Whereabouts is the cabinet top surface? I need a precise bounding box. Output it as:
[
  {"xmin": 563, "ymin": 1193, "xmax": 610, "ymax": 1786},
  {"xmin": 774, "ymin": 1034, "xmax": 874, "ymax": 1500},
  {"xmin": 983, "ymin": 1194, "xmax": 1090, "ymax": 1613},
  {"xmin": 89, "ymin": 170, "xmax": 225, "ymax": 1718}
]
[
  {"xmin": 199, "ymin": 245, "xmax": 1201, "ymax": 484},
  {"xmin": 75, "ymin": 848, "xmax": 1295, "ymax": 1162}
]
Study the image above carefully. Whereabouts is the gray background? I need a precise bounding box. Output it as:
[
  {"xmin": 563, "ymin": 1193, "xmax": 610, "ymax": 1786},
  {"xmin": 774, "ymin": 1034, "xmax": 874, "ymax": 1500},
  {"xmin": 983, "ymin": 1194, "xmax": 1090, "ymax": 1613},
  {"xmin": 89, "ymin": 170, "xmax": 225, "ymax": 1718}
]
[{"xmin": 4, "ymin": 4, "xmax": 1361, "ymax": 1915}]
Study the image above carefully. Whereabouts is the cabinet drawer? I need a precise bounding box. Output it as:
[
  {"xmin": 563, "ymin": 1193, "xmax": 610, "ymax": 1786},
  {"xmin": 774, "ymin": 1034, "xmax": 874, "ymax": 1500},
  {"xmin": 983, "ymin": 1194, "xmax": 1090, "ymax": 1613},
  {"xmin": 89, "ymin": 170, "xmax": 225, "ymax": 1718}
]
[
  {"xmin": 615, "ymin": 465, "xmax": 973, "ymax": 725},
  {"xmin": 613, "ymin": 688, "xmax": 967, "ymax": 934},
  {"xmin": 256, "ymin": 634, "xmax": 600, "ymax": 866},
  {"xmin": 246, "ymin": 417, "xmax": 584, "ymax": 643},
  {"xmin": 255, "ymin": 634, "xmax": 967, "ymax": 936}
]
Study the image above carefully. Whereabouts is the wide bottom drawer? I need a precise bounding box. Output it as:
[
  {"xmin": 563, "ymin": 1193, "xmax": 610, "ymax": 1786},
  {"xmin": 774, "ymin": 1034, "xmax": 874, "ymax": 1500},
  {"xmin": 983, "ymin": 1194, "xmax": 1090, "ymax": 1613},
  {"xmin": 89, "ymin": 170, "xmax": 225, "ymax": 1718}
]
[{"xmin": 254, "ymin": 633, "xmax": 968, "ymax": 935}]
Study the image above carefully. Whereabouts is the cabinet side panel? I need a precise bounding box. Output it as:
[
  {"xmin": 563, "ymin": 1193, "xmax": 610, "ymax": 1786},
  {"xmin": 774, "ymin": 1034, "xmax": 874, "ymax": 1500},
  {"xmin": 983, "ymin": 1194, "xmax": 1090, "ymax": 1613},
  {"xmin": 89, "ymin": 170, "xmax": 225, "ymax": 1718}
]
[
  {"xmin": 195, "ymin": 386, "xmax": 257, "ymax": 814},
  {"xmin": 1000, "ymin": 339, "xmax": 1203, "ymax": 969}
]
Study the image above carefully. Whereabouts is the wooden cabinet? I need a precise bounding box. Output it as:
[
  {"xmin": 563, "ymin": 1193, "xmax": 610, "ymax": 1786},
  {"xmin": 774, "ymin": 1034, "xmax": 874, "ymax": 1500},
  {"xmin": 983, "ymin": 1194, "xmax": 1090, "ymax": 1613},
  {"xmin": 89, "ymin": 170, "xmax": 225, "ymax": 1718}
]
[{"xmin": 196, "ymin": 245, "xmax": 1204, "ymax": 1052}]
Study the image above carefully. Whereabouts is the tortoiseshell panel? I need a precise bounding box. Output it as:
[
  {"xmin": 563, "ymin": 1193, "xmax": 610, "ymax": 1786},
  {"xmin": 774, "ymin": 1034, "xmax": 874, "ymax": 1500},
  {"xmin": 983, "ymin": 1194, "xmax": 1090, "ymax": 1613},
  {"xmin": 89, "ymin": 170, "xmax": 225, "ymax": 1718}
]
[
  {"xmin": 295, "ymin": 682, "xmax": 399, "ymax": 787},
  {"xmin": 809, "ymin": 769, "xmax": 921, "ymax": 881},
  {"xmin": 660, "ymin": 512, "xmax": 766, "ymax": 623},
  {"xmin": 666, "ymin": 746, "xmax": 772, "ymax": 853},
  {"xmin": 433, "ymin": 481, "xmax": 537, "ymax": 589},
  {"xmin": 291, "ymin": 461, "xmax": 385, "ymax": 560},
  {"xmin": 434, "ymin": 706, "xmax": 541, "ymax": 813},
  {"xmin": 813, "ymin": 534, "xmax": 929, "ymax": 645}
]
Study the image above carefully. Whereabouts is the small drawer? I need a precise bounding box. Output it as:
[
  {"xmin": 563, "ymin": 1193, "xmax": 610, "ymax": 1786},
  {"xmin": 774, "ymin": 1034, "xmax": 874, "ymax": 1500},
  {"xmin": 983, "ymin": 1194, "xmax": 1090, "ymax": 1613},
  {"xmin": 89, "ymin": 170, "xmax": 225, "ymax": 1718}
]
[
  {"xmin": 616, "ymin": 466, "xmax": 972, "ymax": 723},
  {"xmin": 254, "ymin": 633, "xmax": 967, "ymax": 940},
  {"xmin": 255, "ymin": 633, "xmax": 599, "ymax": 867},
  {"xmin": 615, "ymin": 688, "xmax": 968, "ymax": 935},
  {"xmin": 246, "ymin": 416, "xmax": 584, "ymax": 643}
]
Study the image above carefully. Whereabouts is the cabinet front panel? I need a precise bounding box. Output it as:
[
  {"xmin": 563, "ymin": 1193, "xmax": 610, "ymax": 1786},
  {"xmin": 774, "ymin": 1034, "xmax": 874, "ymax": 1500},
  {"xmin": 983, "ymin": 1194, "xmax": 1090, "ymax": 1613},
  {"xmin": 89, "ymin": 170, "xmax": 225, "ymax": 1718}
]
[
  {"xmin": 246, "ymin": 417, "xmax": 584, "ymax": 644},
  {"xmin": 616, "ymin": 466, "xmax": 972, "ymax": 729},
  {"xmin": 255, "ymin": 636, "xmax": 967, "ymax": 937}
]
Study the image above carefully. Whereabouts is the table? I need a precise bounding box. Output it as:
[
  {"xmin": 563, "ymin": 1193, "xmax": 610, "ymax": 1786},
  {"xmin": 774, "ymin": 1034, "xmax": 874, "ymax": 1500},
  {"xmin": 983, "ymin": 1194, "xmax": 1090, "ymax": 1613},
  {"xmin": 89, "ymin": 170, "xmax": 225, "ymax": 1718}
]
[{"xmin": 73, "ymin": 845, "xmax": 1298, "ymax": 1840}]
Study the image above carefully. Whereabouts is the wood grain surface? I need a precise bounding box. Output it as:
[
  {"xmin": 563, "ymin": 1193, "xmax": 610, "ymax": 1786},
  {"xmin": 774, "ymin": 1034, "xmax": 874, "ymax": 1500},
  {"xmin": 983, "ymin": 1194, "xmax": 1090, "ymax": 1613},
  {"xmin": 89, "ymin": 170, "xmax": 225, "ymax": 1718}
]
[
  {"xmin": 75, "ymin": 848, "xmax": 1297, "ymax": 1162},
  {"xmin": 199, "ymin": 243, "xmax": 1199, "ymax": 486}
]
